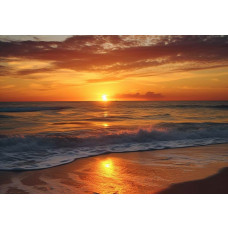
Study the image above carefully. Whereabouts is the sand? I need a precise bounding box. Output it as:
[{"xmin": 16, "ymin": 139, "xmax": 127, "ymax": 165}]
[
  {"xmin": 160, "ymin": 167, "xmax": 228, "ymax": 194},
  {"xmin": 0, "ymin": 144, "xmax": 228, "ymax": 194}
]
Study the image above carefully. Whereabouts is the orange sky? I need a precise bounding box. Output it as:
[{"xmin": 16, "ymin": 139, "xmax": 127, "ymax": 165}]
[{"xmin": 0, "ymin": 35, "xmax": 228, "ymax": 101}]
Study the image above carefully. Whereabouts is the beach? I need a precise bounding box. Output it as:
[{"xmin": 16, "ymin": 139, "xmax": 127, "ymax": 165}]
[{"xmin": 0, "ymin": 143, "xmax": 228, "ymax": 194}]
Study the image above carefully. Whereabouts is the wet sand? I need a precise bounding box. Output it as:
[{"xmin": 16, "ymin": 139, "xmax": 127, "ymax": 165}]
[
  {"xmin": 0, "ymin": 144, "xmax": 228, "ymax": 194},
  {"xmin": 160, "ymin": 167, "xmax": 228, "ymax": 194}
]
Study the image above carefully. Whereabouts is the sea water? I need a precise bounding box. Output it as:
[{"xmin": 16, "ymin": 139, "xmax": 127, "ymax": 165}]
[{"xmin": 0, "ymin": 101, "xmax": 228, "ymax": 170}]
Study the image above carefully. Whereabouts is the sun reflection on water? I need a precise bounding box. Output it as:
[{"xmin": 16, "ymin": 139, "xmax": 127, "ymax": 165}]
[
  {"xmin": 103, "ymin": 111, "xmax": 108, "ymax": 118},
  {"xmin": 100, "ymin": 159, "xmax": 114, "ymax": 177},
  {"xmin": 88, "ymin": 158, "xmax": 126, "ymax": 193}
]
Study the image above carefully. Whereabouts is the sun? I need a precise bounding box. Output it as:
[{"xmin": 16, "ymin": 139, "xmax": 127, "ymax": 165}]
[{"xmin": 102, "ymin": 94, "xmax": 108, "ymax": 101}]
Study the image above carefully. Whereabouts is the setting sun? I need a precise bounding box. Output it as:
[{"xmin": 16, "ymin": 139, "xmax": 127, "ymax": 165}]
[{"xmin": 102, "ymin": 94, "xmax": 108, "ymax": 101}]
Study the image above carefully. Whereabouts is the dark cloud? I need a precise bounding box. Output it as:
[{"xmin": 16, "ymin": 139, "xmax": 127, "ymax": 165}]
[
  {"xmin": 116, "ymin": 92, "xmax": 164, "ymax": 100},
  {"xmin": 0, "ymin": 35, "xmax": 228, "ymax": 79},
  {"xmin": 16, "ymin": 68, "xmax": 55, "ymax": 76}
]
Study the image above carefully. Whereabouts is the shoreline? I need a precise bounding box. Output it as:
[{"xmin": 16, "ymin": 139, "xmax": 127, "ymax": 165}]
[
  {"xmin": 0, "ymin": 143, "xmax": 228, "ymax": 193},
  {"xmin": 1, "ymin": 142, "xmax": 228, "ymax": 172}
]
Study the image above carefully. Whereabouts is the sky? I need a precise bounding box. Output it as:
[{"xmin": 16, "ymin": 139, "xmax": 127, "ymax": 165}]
[{"xmin": 0, "ymin": 35, "xmax": 228, "ymax": 101}]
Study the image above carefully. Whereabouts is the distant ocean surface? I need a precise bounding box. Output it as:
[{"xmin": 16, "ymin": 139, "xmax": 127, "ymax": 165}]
[{"xmin": 0, "ymin": 101, "xmax": 228, "ymax": 170}]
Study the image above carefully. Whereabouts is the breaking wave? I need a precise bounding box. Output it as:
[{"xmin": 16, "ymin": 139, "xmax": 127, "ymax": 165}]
[{"xmin": 0, "ymin": 122, "xmax": 228, "ymax": 170}]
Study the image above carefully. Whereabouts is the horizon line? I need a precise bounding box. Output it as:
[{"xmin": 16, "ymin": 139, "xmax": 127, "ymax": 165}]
[{"xmin": 0, "ymin": 100, "xmax": 227, "ymax": 102}]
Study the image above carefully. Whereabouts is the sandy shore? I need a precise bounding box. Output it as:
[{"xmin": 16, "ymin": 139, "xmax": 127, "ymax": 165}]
[
  {"xmin": 0, "ymin": 144, "xmax": 228, "ymax": 194},
  {"xmin": 160, "ymin": 167, "xmax": 228, "ymax": 194}
]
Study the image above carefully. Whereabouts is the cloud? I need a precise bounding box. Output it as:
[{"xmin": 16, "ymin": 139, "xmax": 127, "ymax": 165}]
[
  {"xmin": 16, "ymin": 67, "xmax": 55, "ymax": 76},
  {"xmin": 0, "ymin": 35, "xmax": 71, "ymax": 42},
  {"xmin": 0, "ymin": 35, "xmax": 228, "ymax": 81},
  {"xmin": 115, "ymin": 91, "xmax": 164, "ymax": 100}
]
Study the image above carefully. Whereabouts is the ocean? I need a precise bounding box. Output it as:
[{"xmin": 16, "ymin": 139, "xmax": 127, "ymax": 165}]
[{"xmin": 0, "ymin": 101, "xmax": 228, "ymax": 170}]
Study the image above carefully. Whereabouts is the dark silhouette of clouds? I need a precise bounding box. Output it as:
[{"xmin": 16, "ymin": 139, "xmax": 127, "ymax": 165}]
[
  {"xmin": 116, "ymin": 92, "xmax": 164, "ymax": 100},
  {"xmin": 0, "ymin": 35, "xmax": 228, "ymax": 81}
]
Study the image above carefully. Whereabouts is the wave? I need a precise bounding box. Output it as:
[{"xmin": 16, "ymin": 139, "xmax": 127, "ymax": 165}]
[
  {"xmin": 0, "ymin": 106, "xmax": 71, "ymax": 112},
  {"xmin": 85, "ymin": 115, "xmax": 132, "ymax": 122},
  {"xmin": 162, "ymin": 104, "xmax": 228, "ymax": 109},
  {"xmin": 0, "ymin": 114, "xmax": 13, "ymax": 118},
  {"xmin": 0, "ymin": 122, "xmax": 228, "ymax": 170},
  {"xmin": 1, "ymin": 103, "xmax": 227, "ymax": 113},
  {"xmin": 211, "ymin": 105, "xmax": 228, "ymax": 109}
]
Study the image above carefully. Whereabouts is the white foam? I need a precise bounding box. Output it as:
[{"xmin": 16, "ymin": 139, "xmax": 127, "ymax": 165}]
[{"xmin": 1, "ymin": 122, "xmax": 228, "ymax": 170}]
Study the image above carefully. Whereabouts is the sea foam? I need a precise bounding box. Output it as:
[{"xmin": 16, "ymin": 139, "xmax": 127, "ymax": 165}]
[{"xmin": 0, "ymin": 122, "xmax": 228, "ymax": 170}]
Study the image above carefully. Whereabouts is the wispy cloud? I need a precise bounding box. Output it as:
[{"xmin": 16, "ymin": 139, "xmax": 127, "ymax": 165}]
[{"xmin": 0, "ymin": 35, "xmax": 228, "ymax": 83}]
